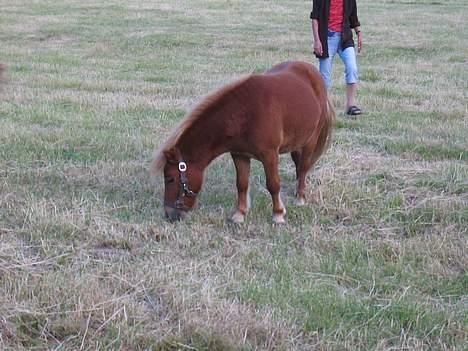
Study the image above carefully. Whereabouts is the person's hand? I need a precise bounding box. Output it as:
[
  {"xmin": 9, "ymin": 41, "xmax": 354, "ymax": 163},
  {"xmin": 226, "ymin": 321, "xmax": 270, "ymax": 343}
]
[
  {"xmin": 314, "ymin": 40, "xmax": 323, "ymax": 56},
  {"xmin": 357, "ymin": 32, "xmax": 363, "ymax": 53}
]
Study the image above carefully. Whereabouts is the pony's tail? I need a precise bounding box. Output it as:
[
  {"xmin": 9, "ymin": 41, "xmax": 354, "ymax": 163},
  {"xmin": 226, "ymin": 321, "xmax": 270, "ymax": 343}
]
[{"xmin": 309, "ymin": 95, "xmax": 336, "ymax": 165}]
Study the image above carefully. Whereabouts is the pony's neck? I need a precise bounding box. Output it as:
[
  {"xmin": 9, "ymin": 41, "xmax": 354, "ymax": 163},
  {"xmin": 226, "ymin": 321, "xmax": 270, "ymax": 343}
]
[
  {"xmin": 176, "ymin": 123, "xmax": 227, "ymax": 170},
  {"xmin": 173, "ymin": 79, "xmax": 249, "ymax": 170}
]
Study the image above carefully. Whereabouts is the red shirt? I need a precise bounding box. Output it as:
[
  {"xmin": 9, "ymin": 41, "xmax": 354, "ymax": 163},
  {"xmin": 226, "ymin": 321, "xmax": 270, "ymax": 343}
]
[{"xmin": 328, "ymin": 0, "xmax": 344, "ymax": 32}]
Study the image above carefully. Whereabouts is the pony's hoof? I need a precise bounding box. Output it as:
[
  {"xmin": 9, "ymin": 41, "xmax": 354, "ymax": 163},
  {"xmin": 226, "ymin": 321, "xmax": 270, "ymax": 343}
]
[
  {"xmin": 295, "ymin": 197, "xmax": 306, "ymax": 206},
  {"xmin": 273, "ymin": 215, "xmax": 286, "ymax": 224},
  {"xmin": 272, "ymin": 210, "xmax": 286, "ymax": 224},
  {"xmin": 230, "ymin": 211, "xmax": 245, "ymax": 224}
]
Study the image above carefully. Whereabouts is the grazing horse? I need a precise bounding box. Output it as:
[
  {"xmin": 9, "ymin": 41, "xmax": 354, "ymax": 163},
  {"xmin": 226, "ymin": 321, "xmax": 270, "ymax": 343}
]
[{"xmin": 152, "ymin": 61, "xmax": 335, "ymax": 223}]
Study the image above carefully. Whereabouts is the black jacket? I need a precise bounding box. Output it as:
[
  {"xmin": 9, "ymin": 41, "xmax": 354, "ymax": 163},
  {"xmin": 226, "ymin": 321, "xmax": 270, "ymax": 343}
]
[{"xmin": 310, "ymin": 0, "xmax": 360, "ymax": 58}]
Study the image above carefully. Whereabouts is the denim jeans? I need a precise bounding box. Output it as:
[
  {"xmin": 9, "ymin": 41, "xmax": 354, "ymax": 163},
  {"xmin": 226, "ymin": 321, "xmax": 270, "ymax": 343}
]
[{"xmin": 319, "ymin": 30, "xmax": 359, "ymax": 89}]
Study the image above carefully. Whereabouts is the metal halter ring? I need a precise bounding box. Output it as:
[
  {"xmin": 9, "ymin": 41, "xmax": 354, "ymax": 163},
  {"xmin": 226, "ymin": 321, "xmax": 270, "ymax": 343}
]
[{"xmin": 178, "ymin": 161, "xmax": 187, "ymax": 172}]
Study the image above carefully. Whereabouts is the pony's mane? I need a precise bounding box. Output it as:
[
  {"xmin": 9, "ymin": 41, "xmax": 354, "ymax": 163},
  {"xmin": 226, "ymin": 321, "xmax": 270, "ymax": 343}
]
[{"xmin": 151, "ymin": 74, "xmax": 251, "ymax": 174}]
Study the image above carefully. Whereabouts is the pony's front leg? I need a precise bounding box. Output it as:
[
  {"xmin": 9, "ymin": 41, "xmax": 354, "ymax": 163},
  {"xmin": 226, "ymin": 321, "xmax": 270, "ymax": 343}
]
[
  {"xmin": 261, "ymin": 152, "xmax": 286, "ymax": 224},
  {"xmin": 230, "ymin": 153, "xmax": 251, "ymax": 223}
]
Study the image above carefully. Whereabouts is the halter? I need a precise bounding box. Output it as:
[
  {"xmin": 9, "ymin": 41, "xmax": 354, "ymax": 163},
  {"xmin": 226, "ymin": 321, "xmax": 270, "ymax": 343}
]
[{"xmin": 165, "ymin": 161, "xmax": 198, "ymax": 211}]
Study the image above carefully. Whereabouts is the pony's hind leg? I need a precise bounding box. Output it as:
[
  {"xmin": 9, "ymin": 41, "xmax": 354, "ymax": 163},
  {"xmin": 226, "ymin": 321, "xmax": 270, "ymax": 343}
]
[
  {"xmin": 292, "ymin": 150, "xmax": 308, "ymax": 205},
  {"xmin": 295, "ymin": 146, "xmax": 319, "ymax": 206},
  {"xmin": 291, "ymin": 151, "xmax": 301, "ymax": 179},
  {"xmin": 295, "ymin": 136, "xmax": 327, "ymax": 205},
  {"xmin": 261, "ymin": 151, "xmax": 286, "ymax": 224},
  {"xmin": 230, "ymin": 153, "xmax": 251, "ymax": 223},
  {"xmin": 295, "ymin": 160, "xmax": 310, "ymax": 206}
]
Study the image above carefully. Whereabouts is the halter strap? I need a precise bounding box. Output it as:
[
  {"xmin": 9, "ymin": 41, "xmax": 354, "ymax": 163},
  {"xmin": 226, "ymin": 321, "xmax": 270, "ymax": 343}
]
[{"xmin": 165, "ymin": 160, "xmax": 197, "ymax": 210}]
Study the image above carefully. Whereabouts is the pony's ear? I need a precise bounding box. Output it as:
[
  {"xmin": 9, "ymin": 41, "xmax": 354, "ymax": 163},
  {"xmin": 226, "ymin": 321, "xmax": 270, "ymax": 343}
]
[{"xmin": 163, "ymin": 148, "xmax": 179, "ymax": 164}]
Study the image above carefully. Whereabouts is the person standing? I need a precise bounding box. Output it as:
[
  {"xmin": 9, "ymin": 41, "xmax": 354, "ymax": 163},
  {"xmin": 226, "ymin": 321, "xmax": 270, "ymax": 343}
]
[{"xmin": 310, "ymin": 0, "xmax": 363, "ymax": 116}]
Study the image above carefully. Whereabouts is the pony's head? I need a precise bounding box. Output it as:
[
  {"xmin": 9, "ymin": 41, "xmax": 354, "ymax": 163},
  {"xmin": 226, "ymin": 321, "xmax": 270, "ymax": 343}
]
[
  {"xmin": 152, "ymin": 76, "xmax": 249, "ymax": 221},
  {"xmin": 161, "ymin": 148, "xmax": 203, "ymax": 221}
]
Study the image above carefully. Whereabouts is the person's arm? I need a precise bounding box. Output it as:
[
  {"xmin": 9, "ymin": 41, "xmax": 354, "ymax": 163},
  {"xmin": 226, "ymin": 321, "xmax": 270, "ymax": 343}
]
[
  {"xmin": 310, "ymin": 1, "xmax": 323, "ymax": 56},
  {"xmin": 354, "ymin": 26, "xmax": 362, "ymax": 52},
  {"xmin": 350, "ymin": 0, "xmax": 362, "ymax": 52},
  {"xmin": 349, "ymin": 0, "xmax": 360, "ymax": 28},
  {"xmin": 312, "ymin": 19, "xmax": 323, "ymax": 56}
]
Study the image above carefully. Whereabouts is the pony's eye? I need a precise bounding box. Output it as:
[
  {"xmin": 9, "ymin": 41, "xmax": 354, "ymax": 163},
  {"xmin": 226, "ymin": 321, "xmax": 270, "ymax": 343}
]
[{"xmin": 165, "ymin": 177, "xmax": 175, "ymax": 184}]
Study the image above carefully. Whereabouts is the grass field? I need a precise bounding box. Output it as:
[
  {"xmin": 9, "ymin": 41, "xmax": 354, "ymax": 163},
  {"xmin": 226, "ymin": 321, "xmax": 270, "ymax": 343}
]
[{"xmin": 0, "ymin": 0, "xmax": 467, "ymax": 350}]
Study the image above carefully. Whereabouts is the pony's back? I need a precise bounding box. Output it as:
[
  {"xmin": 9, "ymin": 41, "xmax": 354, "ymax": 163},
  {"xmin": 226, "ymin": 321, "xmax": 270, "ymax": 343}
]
[{"xmin": 229, "ymin": 61, "xmax": 333, "ymax": 157}]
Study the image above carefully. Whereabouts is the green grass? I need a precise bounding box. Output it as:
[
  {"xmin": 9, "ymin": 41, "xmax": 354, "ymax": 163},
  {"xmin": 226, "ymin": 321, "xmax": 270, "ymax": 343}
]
[
  {"xmin": 0, "ymin": 0, "xmax": 467, "ymax": 350},
  {"xmin": 240, "ymin": 238, "xmax": 466, "ymax": 349}
]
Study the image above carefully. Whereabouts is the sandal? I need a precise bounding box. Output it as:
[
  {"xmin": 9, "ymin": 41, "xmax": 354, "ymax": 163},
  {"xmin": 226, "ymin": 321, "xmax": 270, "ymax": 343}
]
[{"xmin": 346, "ymin": 106, "xmax": 362, "ymax": 116}]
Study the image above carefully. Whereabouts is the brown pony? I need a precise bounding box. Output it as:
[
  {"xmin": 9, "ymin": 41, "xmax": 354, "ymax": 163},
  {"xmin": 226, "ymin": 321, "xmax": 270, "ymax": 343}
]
[{"xmin": 152, "ymin": 61, "xmax": 335, "ymax": 223}]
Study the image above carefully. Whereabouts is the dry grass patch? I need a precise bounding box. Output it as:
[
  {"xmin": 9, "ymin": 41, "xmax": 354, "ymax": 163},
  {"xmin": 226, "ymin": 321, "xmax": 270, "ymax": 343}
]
[{"xmin": 1, "ymin": 0, "xmax": 467, "ymax": 349}]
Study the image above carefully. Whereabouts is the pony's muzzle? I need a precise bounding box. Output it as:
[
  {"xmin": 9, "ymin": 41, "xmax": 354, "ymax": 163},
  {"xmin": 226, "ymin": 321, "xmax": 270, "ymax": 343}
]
[{"xmin": 165, "ymin": 206, "xmax": 187, "ymax": 222}]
